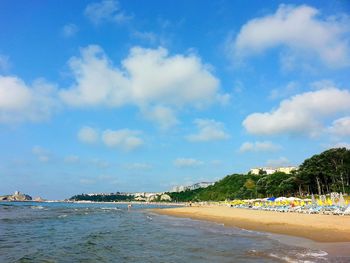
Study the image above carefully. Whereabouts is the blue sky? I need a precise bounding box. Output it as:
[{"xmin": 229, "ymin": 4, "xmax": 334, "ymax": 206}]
[{"xmin": 1, "ymin": 0, "xmax": 350, "ymax": 199}]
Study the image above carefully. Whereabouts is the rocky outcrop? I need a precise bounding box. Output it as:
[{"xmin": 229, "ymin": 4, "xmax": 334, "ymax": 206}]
[{"xmin": 0, "ymin": 191, "xmax": 32, "ymax": 201}]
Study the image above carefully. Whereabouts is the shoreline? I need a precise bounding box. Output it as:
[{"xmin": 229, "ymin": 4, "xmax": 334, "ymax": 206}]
[
  {"xmin": 0, "ymin": 200, "xmax": 185, "ymax": 206},
  {"xmin": 151, "ymin": 206, "xmax": 350, "ymax": 243}
]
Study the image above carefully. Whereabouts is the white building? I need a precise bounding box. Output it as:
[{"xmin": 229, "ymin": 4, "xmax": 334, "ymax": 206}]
[
  {"xmin": 171, "ymin": 182, "xmax": 214, "ymax": 192},
  {"xmin": 249, "ymin": 166, "xmax": 298, "ymax": 175}
]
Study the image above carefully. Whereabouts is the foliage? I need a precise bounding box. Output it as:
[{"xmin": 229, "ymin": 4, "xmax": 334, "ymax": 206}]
[
  {"xmin": 168, "ymin": 174, "xmax": 260, "ymax": 202},
  {"xmin": 296, "ymin": 148, "xmax": 350, "ymax": 195},
  {"xmin": 70, "ymin": 193, "xmax": 134, "ymax": 202},
  {"xmin": 168, "ymin": 148, "xmax": 350, "ymax": 202},
  {"xmin": 70, "ymin": 148, "xmax": 350, "ymax": 202},
  {"xmin": 167, "ymin": 188, "xmax": 205, "ymax": 202}
]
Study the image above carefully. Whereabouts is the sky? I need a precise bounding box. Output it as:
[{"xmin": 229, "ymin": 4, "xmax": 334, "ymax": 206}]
[{"xmin": 0, "ymin": 0, "xmax": 350, "ymax": 199}]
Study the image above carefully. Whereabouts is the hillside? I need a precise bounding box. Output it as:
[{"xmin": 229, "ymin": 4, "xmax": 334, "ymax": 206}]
[{"xmin": 168, "ymin": 148, "xmax": 350, "ymax": 202}]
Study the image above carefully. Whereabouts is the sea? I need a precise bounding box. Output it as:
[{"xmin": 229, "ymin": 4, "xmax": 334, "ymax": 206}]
[{"xmin": 0, "ymin": 201, "xmax": 348, "ymax": 263}]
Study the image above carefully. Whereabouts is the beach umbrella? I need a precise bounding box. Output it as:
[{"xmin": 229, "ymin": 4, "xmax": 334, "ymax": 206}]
[
  {"xmin": 275, "ymin": 197, "xmax": 287, "ymax": 202},
  {"xmin": 311, "ymin": 194, "xmax": 316, "ymax": 204},
  {"xmin": 267, "ymin": 197, "xmax": 276, "ymax": 202},
  {"xmin": 339, "ymin": 193, "xmax": 345, "ymax": 207},
  {"xmin": 344, "ymin": 206, "xmax": 350, "ymax": 215}
]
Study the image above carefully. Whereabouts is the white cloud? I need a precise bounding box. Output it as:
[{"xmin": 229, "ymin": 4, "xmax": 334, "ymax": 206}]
[
  {"xmin": 77, "ymin": 126, "xmax": 144, "ymax": 151},
  {"xmin": 132, "ymin": 31, "xmax": 158, "ymax": 44},
  {"xmin": 186, "ymin": 119, "xmax": 230, "ymax": 142},
  {"xmin": 84, "ymin": 0, "xmax": 132, "ymax": 25},
  {"xmin": 328, "ymin": 117, "xmax": 350, "ymax": 137},
  {"xmin": 332, "ymin": 142, "xmax": 350, "ymax": 149},
  {"xmin": 78, "ymin": 126, "xmax": 99, "ymax": 144},
  {"xmin": 62, "ymin": 23, "xmax": 79, "ymax": 37},
  {"xmin": 60, "ymin": 45, "xmax": 223, "ymax": 128},
  {"xmin": 266, "ymin": 157, "xmax": 291, "ymax": 167},
  {"xmin": 269, "ymin": 81, "xmax": 299, "ymax": 100},
  {"xmin": 122, "ymin": 46, "xmax": 220, "ymax": 107},
  {"xmin": 32, "ymin": 146, "xmax": 50, "ymax": 162},
  {"xmin": 174, "ymin": 158, "xmax": 203, "ymax": 168},
  {"xmin": 142, "ymin": 105, "xmax": 179, "ymax": 130},
  {"xmin": 230, "ymin": 4, "xmax": 350, "ymax": 68},
  {"xmin": 324, "ymin": 141, "xmax": 350, "ymax": 150},
  {"xmin": 101, "ymin": 129, "xmax": 143, "ymax": 151},
  {"xmin": 0, "ymin": 76, "xmax": 59, "ymax": 123},
  {"xmin": 243, "ymin": 87, "xmax": 350, "ymax": 136},
  {"xmin": 60, "ymin": 45, "xmax": 129, "ymax": 107},
  {"xmin": 239, "ymin": 141, "xmax": 281, "ymax": 153},
  {"xmin": 310, "ymin": 79, "xmax": 336, "ymax": 90}
]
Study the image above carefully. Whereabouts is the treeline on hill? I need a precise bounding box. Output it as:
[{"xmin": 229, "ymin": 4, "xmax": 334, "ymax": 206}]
[
  {"xmin": 70, "ymin": 193, "xmax": 134, "ymax": 202},
  {"xmin": 167, "ymin": 148, "xmax": 350, "ymax": 202}
]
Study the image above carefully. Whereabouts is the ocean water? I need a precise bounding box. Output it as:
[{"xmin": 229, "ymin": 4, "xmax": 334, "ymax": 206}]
[{"xmin": 0, "ymin": 202, "xmax": 347, "ymax": 263}]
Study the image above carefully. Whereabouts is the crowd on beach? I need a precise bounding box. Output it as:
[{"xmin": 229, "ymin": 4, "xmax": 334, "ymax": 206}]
[{"xmin": 222, "ymin": 193, "xmax": 350, "ymax": 216}]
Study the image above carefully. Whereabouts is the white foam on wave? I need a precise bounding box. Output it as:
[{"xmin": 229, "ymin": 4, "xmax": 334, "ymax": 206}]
[
  {"xmin": 268, "ymin": 253, "xmax": 303, "ymax": 263},
  {"xmin": 58, "ymin": 214, "xmax": 67, "ymax": 218},
  {"xmin": 31, "ymin": 206, "xmax": 44, "ymax": 209},
  {"xmin": 101, "ymin": 207, "xmax": 121, "ymax": 211},
  {"xmin": 300, "ymin": 251, "xmax": 328, "ymax": 257}
]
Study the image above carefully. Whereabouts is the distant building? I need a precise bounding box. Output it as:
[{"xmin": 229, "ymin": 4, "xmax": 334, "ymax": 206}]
[
  {"xmin": 188, "ymin": 182, "xmax": 214, "ymax": 190},
  {"xmin": 170, "ymin": 185, "xmax": 186, "ymax": 192},
  {"xmin": 171, "ymin": 182, "xmax": 214, "ymax": 192},
  {"xmin": 249, "ymin": 166, "xmax": 298, "ymax": 175},
  {"xmin": 276, "ymin": 166, "xmax": 298, "ymax": 174}
]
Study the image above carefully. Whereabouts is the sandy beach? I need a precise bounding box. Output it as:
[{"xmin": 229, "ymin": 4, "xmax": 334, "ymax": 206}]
[{"xmin": 152, "ymin": 206, "xmax": 350, "ymax": 243}]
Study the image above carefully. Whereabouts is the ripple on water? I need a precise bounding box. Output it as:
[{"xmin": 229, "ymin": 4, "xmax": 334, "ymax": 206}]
[{"xmin": 0, "ymin": 202, "xmax": 348, "ymax": 263}]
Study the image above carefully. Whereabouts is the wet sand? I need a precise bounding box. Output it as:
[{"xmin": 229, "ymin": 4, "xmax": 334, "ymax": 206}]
[{"xmin": 152, "ymin": 206, "xmax": 350, "ymax": 243}]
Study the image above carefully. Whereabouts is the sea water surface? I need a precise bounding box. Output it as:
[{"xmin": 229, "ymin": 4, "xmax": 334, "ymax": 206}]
[{"xmin": 0, "ymin": 201, "xmax": 347, "ymax": 262}]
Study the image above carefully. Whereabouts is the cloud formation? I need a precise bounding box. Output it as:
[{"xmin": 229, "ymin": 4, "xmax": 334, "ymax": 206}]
[
  {"xmin": 78, "ymin": 126, "xmax": 99, "ymax": 144},
  {"xmin": 186, "ymin": 119, "xmax": 230, "ymax": 142},
  {"xmin": 102, "ymin": 129, "xmax": 143, "ymax": 151},
  {"xmin": 61, "ymin": 45, "xmax": 223, "ymax": 128},
  {"xmin": 329, "ymin": 117, "xmax": 350, "ymax": 137},
  {"xmin": 0, "ymin": 45, "xmax": 223, "ymax": 128},
  {"xmin": 239, "ymin": 141, "xmax": 281, "ymax": 153},
  {"xmin": 78, "ymin": 126, "xmax": 143, "ymax": 151},
  {"xmin": 84, "ymin": 0, "xmax": 132, "ymax": 25},
  {"xmin": 229, "ymin": 4, "xmax": 350, "ymax": 68},
  {"xmin": 0, "ymin": 76, "xmax": 59, "ymax": 123},
  {"xmin": 141, "ymin": 105, "xmax": 179, "ymax": 130},
  {"xmin": 243, "ymin": 87, "xmax": 350, "ymax": 136},
  {"xmin": 32, "ymin": 146, "xmax": 51, "ymax": 162},
  {"xmin": 332, "ymin": 142, "xmax": 350, "ymax": 149}
]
